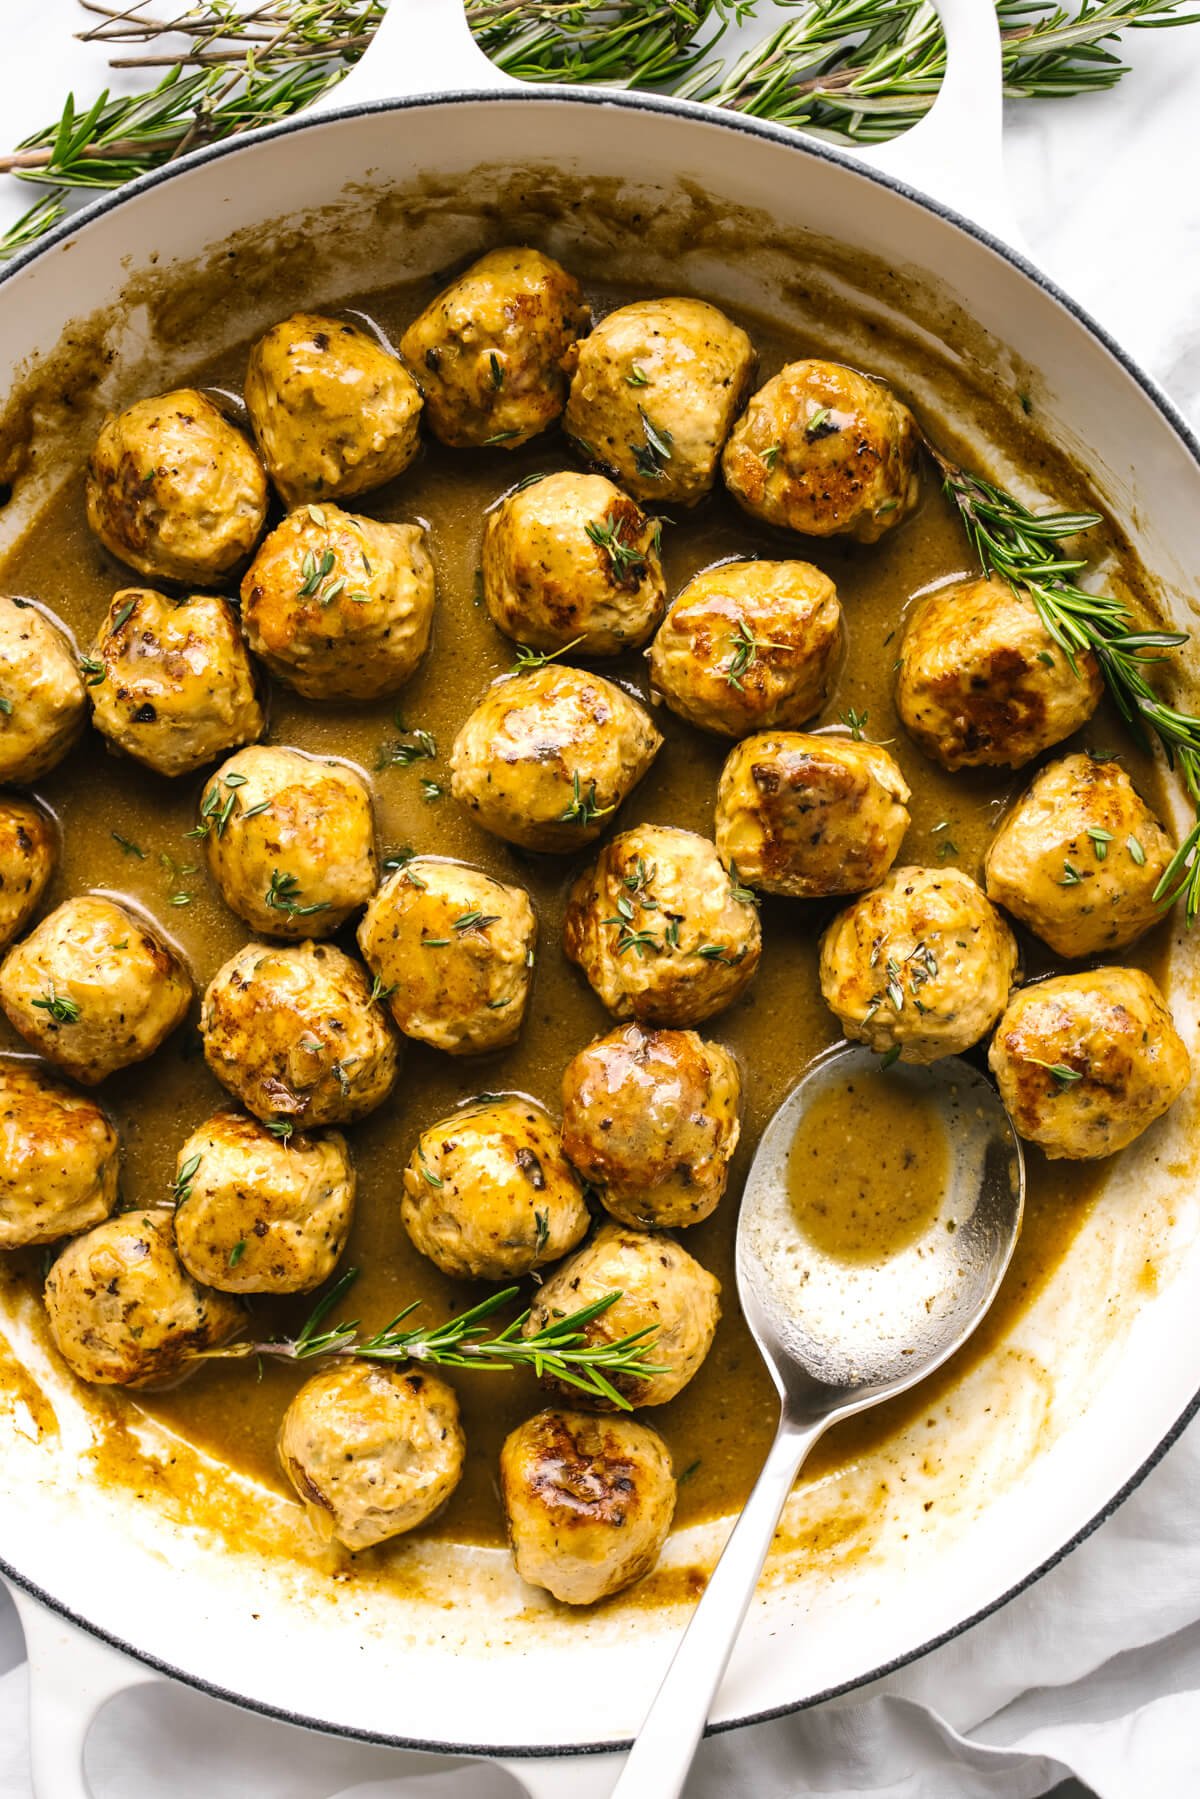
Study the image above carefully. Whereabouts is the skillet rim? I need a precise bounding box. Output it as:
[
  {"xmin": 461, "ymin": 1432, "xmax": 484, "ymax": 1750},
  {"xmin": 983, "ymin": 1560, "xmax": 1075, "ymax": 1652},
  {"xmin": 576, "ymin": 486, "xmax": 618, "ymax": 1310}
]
[{"xmin": 2, "ymin": 80, "xmax": 1199, "ymax": 1759}]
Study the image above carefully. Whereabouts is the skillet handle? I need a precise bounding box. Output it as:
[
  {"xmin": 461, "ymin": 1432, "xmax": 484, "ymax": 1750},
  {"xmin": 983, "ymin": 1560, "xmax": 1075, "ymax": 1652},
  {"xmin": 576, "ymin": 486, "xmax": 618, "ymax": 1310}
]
[
  {"xmin": 846, "ymin": 0, "xmax": 1026, "ymax": 247},
  {"xmin": 9, "ymin": 1585, "xmax": 158, "ymax": 1799},
  {"xmin": 312, "ymin": 0, "xmax": 1024, "ymax": 249}
]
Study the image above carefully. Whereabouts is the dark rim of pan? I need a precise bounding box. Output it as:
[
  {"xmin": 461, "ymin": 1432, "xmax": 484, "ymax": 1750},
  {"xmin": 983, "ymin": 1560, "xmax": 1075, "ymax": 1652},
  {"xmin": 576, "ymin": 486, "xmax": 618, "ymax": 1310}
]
[{"xmin": 2, "ymin": 82, "xmax": 1198, "ymax": 1759}]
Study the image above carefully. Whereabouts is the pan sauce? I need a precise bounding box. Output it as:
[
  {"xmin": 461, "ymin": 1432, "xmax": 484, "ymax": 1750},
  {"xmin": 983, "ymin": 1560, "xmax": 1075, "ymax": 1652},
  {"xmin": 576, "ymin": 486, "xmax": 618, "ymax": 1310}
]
[{"xmin": 0, "ymin": 273, "xmax": 1171, "ymax": 1552}]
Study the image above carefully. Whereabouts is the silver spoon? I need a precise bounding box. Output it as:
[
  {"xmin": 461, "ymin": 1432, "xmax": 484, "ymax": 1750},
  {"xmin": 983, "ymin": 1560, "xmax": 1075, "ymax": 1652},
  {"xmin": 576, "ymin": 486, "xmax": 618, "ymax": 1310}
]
[{"xmin": 610, "ymin": 1044, "xmax": 1025, "ymax": 1799}]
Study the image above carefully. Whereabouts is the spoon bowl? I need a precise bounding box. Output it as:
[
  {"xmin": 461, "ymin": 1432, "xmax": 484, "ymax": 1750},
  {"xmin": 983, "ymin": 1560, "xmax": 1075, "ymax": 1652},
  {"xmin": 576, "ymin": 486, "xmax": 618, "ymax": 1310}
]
[
  {"xmin": 611, "ymin": 1046, "xmax": 1025, "ymax": 1799},
  {"xmin": 740, "ymin": 1045, "xmax": 1025, "ymax": 1417}
]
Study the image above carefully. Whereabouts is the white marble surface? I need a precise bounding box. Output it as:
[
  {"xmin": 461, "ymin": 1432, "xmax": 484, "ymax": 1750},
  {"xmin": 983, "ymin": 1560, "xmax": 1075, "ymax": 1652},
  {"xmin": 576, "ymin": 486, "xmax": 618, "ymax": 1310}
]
[{"xmin": 2, "ymin": 6, "xmax": 1200, "ymax": 1797}]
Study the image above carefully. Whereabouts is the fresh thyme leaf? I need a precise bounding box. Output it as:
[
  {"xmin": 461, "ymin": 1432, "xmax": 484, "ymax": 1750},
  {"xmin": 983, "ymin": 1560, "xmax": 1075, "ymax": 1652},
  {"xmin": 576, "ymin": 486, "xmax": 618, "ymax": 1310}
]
[
  {"xmin": 626, "ymin": 364, "xmax": 650, "ymax": 387},
  {"xmin": 453, "ymin": 910, "xmax": 500, "ymax": 934},
  {"xmin": 171, "ymin": 1152, "xmax": 201, "ymax": 1207},
  {"xmin": 631, "ymin": 407, "xmax": 673, "ymax": 479},
  {"xmin": 805, "ymin": 405, "xmax": 837, "ymax": 441},
  {"xmin": 228, "ymin": 1240, "xmax": 247, "ymax": 1268},
  {"xmin": 376, "ymin": 727, "xmax": 436, "ymax": 771},
  {"xmin": 1087, "ymin": 825, "xmax": 1115, "ymax": 861},
  {"xmin": 489, "ymin": 351, "xmax": 504, "ymax": 389},
  {"xmin": 265, "ymin": 868, "xmax": 328, "ymax": 919},
  {"xmin": 267, "ymin": 1120, "xmax": 295, "ymax": 1144},
  {"xmin": 1059, "ymin": 859, "xmax": 1083, "ymax": 886},
  {"xmin": 560, "ymin": 772, "xmax": 614, "ymax": 828},
  {"xmin": 421, "ymin": 778, "xmax": 444, "ymax": 803},
  {"xmin": 110, "ymin": 599, "xmax": 136, "ymax": 633},
  {"xmin": 878, "ymin": 1045, "xmax": 902, "ymax": 1069},
  {"xmin": 1027, "ymin": 1057, "xmax": 1084, "ymax": 1086},
  {"xmin": 840, "ymin": 706, "xmax": 869, "ymax": 740},
  {"xmin": 369, "ymin": 974, "xmax": 398, "ymax": 1003},
  {"xmin": 534, "ymin": 1207, "xmax": 550, "ymax": 1254},
  {"xmin": 417, "ymin": 1146, "xmax": 444, "ymax": 1189},
  {"xmin": 585, "ymin": 508, "xmax": 650, "ymax": 584},
  {"xmin": 724, "ymin": 616, "xmax": 786, "ymax": 690},
  {"xmin": 1127, "ymin": 835, "xmax": 1147, "ymax": 866},
  {"xmin": 80, "ymin": 654, "xmax": 106, "ymax": 686},
  {"xmin": 726, "ymin": 861, "xmax": 759, "ymax": 906},
  {"xmin": 31, "ymin": 982, "xmax": 80, "ymax": 1025},
  {"xmin": 483, "ymin": 429, "xmax": 521, "ymax": 445},
  {"xmin": 511, "ymin": 635, "xmax": 586, "ymax": 672},
  {"xmin": 111, "ymin": 832, "xmax": 145, "ymax": 858}
]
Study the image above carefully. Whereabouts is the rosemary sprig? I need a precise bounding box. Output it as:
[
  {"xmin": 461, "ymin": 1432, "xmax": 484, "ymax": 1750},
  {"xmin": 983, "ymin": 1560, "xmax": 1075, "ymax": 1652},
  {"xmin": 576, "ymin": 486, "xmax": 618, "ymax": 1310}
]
[
  {"xmin": 6, "ymin": 3, "xmax": 1200, "ymax": 259},
  {"xmin": 934, "ymin": 448, "xmax": 1200, "ymax": 921},
  {"xmin": 201, "ymin": 1269, "xmax": 667, "ymax": 1409}
]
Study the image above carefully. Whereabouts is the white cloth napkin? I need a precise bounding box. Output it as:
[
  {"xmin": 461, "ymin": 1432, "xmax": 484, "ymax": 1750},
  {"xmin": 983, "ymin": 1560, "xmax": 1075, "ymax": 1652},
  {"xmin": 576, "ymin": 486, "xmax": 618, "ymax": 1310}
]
[{"xmin": 4, "ymin": 9, "xmax": 1200, "ymax": 1797}]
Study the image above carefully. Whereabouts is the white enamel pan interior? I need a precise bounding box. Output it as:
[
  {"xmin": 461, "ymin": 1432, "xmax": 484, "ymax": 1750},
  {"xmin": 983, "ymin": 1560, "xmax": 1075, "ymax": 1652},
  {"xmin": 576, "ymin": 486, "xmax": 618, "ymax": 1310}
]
[{"xmin": 2, "ymin": 2, "xmax": 1200, "ymax": 1793}]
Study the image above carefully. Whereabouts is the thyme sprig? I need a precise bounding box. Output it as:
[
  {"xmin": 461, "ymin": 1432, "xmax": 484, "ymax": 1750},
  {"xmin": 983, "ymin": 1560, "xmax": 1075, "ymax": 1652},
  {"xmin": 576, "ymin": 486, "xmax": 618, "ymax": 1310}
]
[
  {"xmin": 6, "ymin": 2, "xmax": 1200, "ymax": 260},
  {"xmin": 201, "ymin": 1268, "xmax": 667, "ymax": 1409},
  {"xmin": 934, "ymin": 449, "xmax": 1200, "ymax": 922}
]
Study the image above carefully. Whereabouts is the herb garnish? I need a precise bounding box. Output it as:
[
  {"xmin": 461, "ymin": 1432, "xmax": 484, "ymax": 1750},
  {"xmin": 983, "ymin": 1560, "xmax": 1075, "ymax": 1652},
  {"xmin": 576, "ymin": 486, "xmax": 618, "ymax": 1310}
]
[
  {"xmin": 172, "ymin": 1152, "xmax": 201, "ymax": 1207},
  {"xmin": 631, "ymin": 408, "xmax": 673, "ymax": 480},
  {"xmin": 265, "ymin": 868, "xmax": 328, "ymax": 919},
  {"xmin": 511, "ymin": 635, "xmax": 585, "ymax": 673},
  {"xmin": 196, "ymin": 1270, "xmax": 666, "ymax": 1411},
  {"xmin": 585, "ymin": 508, "xmax": 650, "ymax": 584},
  {"xmin": 560, "ymin": 772, "xmax": 614, "ymax": 828},
  {"xmin": 31, "ymin": 983, "xmax": 80, "ymax": 1025},
  {"xmin": 724, "ymin": 616, "xmax": 785, "ymax": 690}
]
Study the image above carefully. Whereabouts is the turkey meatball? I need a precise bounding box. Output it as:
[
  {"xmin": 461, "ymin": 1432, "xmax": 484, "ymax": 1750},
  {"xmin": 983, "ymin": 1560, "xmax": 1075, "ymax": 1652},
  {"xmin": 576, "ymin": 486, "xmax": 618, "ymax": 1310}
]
[
  {"xmin": 87, "ymin": 587, "xmax": 264, "ymax": 778},
  {"xmin": 200, "ymin": 745, "xmax": 377, "ymax": 940},
  {"xmin": 240, "ymin": 505, "xmax": 435, "ymax": 701},
  {"xmin": 722, "ymin": 359, "xmax": 920, "ymax": 542},
  {"xmin": 399, "ymin": 247, "xmax": 589, "ymax": 450},
  {"xmin": 0, "ymin": 896, "xmax": 191, "ymax": 1085},
  {"xmin": 244, "ymin": 312, "xmax": 422, "ymax": 507},
  {"xmin": 561, "ymin": 1023, "xmax": 740, "ymax": 1229},
  {"xmin": 482, "ymin": 472, "xmax": 665, "ymax": 656},
  {"xmin": 402, "ymin": 1095, "xmax": 588, "ymax": 1281},
  {"xmin": 357, "ymin": 857, "xmax": 535, "ymax": 1056},
  {"xmin": 201, "ymin": 940, "xmax": 398, "ymax": 1127},
  {"xmin": 647, "ymin": 559, "xmax": 842, "ymax": 739},
  {"xmin": 450, "ymin": 665, "xmax": 661, "ymax": 853},
  {"xmin": 989, "ymin": 967, "xmax": 1190, "ymax": 1159},
  {"xmin": 500, "ymin": 1409, "xmax": 675, "ymax": 1605},
  {"xmin": 86, "ymin": 389, "xmax": 267, "ymax": 584},
  {"xmin": 818, "ymin": 865, "xmax": 1019, "ymax": 1063},
  {"xmin": 173, "ymin": 1110, "xmax": 355, "ymax": 1294},
  {"xmin": 524, "ymin": 1223, "xmax": 721, "ymax": 1408},
  {"xmin": 0, "ymin": 798, "xmax": 55, "ymax": 950},
  {"xmin": 44, "ymin": 1209, "xmax": 241, "ymax": 1386},
  {"xmin": 564, "ymin": 297, "xmax": 755, "ymax": 507},
  {"xmin": 0, "ymin": 1061, "xmax": 118, "ymax": 1250},
  {"xmin": 984, "ymin": 753, "xmax": 1175, "ymax": 958},
  {"xmin": 278, "ymin": 1361, "xmax": 465, "ymax": 1552},
  {"xmin": 897, "ymin": 577, "xmax": 1103, "ymax": 770},
  {"xmin": 564, "ymin": 825, "xmax": 761, "ymax": 1026},
  {"xmin": 715, "ymin": 732, "xmax": 911, "ymax": 898},
  {"xmin": 0, "ymin": 596, "xmax": 87, "ymax": 784}
]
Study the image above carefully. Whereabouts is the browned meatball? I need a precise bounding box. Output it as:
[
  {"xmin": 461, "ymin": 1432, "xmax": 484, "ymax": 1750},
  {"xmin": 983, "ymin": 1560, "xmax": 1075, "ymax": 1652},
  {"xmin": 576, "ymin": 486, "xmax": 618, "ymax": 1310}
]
[
  {"xmin": 647, "ymin": 559, "xmax": 842, "ymax": 738},
  {"xmin": 561, "ymin": 1023, "xmax": 740, "ymax": 1229},
  {"xmin": 482, "ymin": 472, "xmax": 666, "ymax": 656},
  {"xmin": 357, "ymin": 857, "xmax": 535, "ymax": 1056},
  {"xmin": 564, "ymin": 825, "xmax": 761, "ymax": 1025},
  {"xmin": 279, "ymin": 1361, "xmax": 465, "ymax": 1551},
  {"xmin": 402, "ymin": 1095, "xmax": 589, "ymax": 1281},
  {"xmin": 0, "ymin": 798, "xmax": 55, "ymax": 950},
  {"xmin": 87, "ymin": 587, "xmax": 264, "ymax": 778},
  {"xmin": 86, "ymin": 389, "xmax": 267, "ymax": 584},
  {"xmin": 43, "ymin": 1209, "xmax": 241, "ymax": 1386},
  {"xmin": 564, "ymin": 297, "xmax": 755, "ymax": 506},
  {"xmin": 200, "ymin": 746, "xmax": 377, "ymax": 940},
  {"xmin": 984, "ymin": 753, "xmax": 1175, "ymax": 957},
  {"xmin": 0, "ymin": 596, "xmax": 87, "ymax": 785},
  {"xmin": 989, "ymin": 967, "xmax": 1190, "ymax": 1159},
  {"xmin": 0, "ymin": 896, "xmax": 192, "ymax": 1085},
  {"xmin": 240, "ymin": 505, "xmax": 435, "ymax": 702},
  {"xmin": 714, "ymin": 732, "xmax": 911, "ymax": 898},
  {"xmin": 450, "ymin": 666, "xmax": 661, "ymax": 853},
  {"xmin": 897, "ymin": 577, "xmax": 1103, "ymax": 770},
  {"xmin": 722, "ymin": 360, "xmax": 920, "ymax": 541},
  {"xmin": 819, "ymin": 866, "xmax": 1019, "ymax": 1063},
  {"xmin": 400, "ymin": 247, "xmax": 590, "ymax": 449},
  {"xmin": 173, "ymin": 1110, "xmax": 355, "ymax": 1294},
  {"xmin": 524, "ymin": 1223, "xmax": 721, "ymax": 1408},
  {"xmin": 201, "ymin": 940, "xmax": 398, "ymax": 1128},
  {"xmin": 500, "ymin": 1409, "xmax": 676, "ymax": 1604},
  {"xmin": 0, "ymin": 1060, "xmax": 119, "ymax": 1250},
  {"xmin": 244, "ymin": 312, "xmax": 422, "ymax": 506}
]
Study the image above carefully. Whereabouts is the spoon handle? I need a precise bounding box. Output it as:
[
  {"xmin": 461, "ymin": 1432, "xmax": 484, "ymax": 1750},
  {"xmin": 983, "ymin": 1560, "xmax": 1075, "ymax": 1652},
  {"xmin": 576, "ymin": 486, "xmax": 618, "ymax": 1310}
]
[{"xmin": 610, "ymin": 1412, "xmax": 827, "ymax": 1799}]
